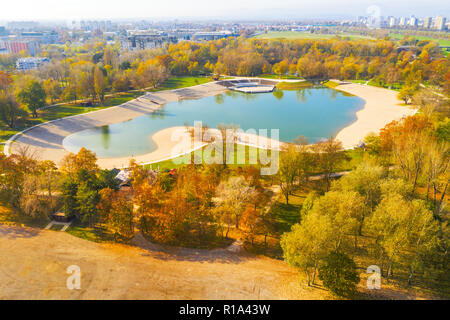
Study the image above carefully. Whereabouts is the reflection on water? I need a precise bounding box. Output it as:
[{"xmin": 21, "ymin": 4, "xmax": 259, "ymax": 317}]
[
  {"xmin": 273, "ymin": 90, "xmax": 284, "ymax": 100},
  {"xmin": 101, "ymin": 125, "xmax": 110, "ymax": 150},
  {"xmin": 63, "ymin": 88, "xmax": 364, "ymax": 158},
  {"xmin": 214, "ymin": 94, "xmax": 225, "ymax": 105}
]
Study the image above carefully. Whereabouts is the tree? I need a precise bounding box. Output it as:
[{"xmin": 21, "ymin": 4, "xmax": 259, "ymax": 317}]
[
  {"xmin": 398, "ymin": 86, "xmax": 416, "ymax": 104},
  {"xmin": 319, "ymin": 251, "xmax": 360, "ymax": 297},
  {"xmin": 43, "ymin": 78, "xmax": 62, "ymax": 104},
  {"xmin": 368, "ymin": 194, "xmax": 439, "ymax": 281},
  {"xmin": 94, "ymin": 67, "xmax": 106, "ymax": 102},
  {"xmin": 0, "ymin": 92, "xmax": 23, "ymax": 128},
  {"xmin": 60, "ymin": 147, "xmax": 99, "ymax": 177},
  {"xmin": 215, "ymin": 176, "xmax": 257, "ymax": 229},
  {"xmin": 272, "ymin": 60, "xmax": 289, "ymax": 78},
  {"xmin": 17, "ymin": 80, "xmax": 46, "ymax": 117},
  {"xmin": 313, "ymin": 138, "xmax": 347, "ymax": 191},
  {"xmin": 278, "ymin": 145, "xmax": 300, "ymax": 204},
  {"xmin": 281, "ymin": 212, "xmax": 333, "ymax": 286},
  {"xmin": 332, "ymin": 162, "xmax": 384, "ymax": 235}
]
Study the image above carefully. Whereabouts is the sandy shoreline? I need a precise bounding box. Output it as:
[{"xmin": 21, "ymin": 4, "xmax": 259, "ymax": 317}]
[
  {"xmin": 7, "ymin": 79, "xmax": 417, "ymax": 169},
  {"xmin": 334, "ymin": 82, "xmax": 417, "ymax": 149}
]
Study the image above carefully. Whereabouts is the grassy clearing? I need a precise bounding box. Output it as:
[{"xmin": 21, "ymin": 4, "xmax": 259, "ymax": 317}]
[
  {"xmin": 276, "ymin": 81, "xmax": 314, "ymax": 90},
  {"xmin": 348, "ymin": 79, "xmax": 403, "ymax": 91},
  {"xmin": 255, "ymin": 31, "xmax": 375, "ymax": 41},
  {"xmin": 148, "ymin": 76, "xmax": 212, "ymax": 92},
  {"xmin": 323, "ymin": 80, "xmax": 340, "ymax": 88},
  {"xmin": 389, "ymin": 33, "xmax": 450, "ymax": 46},
  {"xmin": 145, "ymin": 145, "xmax": 272, "ymax": 171},
  {"xmin": 66, "ymin": 221, "xmax": 117, "ymax": 243}
]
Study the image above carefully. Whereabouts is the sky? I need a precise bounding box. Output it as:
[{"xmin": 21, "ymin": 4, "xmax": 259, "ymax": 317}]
[{"xmin": 0, "ymin": 0, "xmax": 448, "ymax": 22}]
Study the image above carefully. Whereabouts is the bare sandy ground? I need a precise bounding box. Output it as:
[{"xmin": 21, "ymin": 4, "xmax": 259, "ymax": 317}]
[
  {"xmin": 0, "ymin": 225, "xmax": 327, "ymax": 300},
  {"xmin": 334, "ymin": 82, "xmax": 417, "ymax": 149}
]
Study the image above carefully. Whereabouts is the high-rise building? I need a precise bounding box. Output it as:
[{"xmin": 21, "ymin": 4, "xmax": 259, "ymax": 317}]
[
  {"xmin": 435, "ymin": 16, "xmax": 447, "ymax": 31},
  {"xmin": 389, "ymin": 16, "xmax": 396, "ymax": 28},
  {"xmin": 423, "ymin": 17, "xmax": 432, "ymax": 29},
  {"xmin": 399, "ymin": 17, "xmax": 407, "ymax": 26},
  {"xmin": 409, "ymin": 16, "xmax": 418, "ymax": 27}
]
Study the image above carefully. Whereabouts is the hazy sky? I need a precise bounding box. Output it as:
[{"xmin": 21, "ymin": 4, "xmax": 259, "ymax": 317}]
[{"xmin": 0, "ymin": 0, "xmax": 448, "ymax": 21}]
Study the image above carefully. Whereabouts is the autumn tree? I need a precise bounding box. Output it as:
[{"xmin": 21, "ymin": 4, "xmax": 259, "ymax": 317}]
[{"xmin": 215, "ymin": 176, "xmax": 257, "ymax": 229}]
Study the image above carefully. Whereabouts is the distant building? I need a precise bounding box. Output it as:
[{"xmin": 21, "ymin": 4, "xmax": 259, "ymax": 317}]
[
  {"xmin": 121, "ymin": 33, "xmax": 178, "ymax": 51},
  {"xmin": 423, "ymin": 17, "xmax": 432, "ymax": 29},
  {"xmin": 0, "ymin": 40, "xmax": 40, "ymax": 55},
  {"xmin": 409, "ymin": 16, "xmax": 418, "ymax": 27},
  {"xmin": 7, "ymin": 21, "xmax": 39, "ymax": 30},
  {"xmin": 20, "ymin": 31, "xmax": 59, "ymax": 44},
  {"xmin": 16, "ymin": 57, "xmax": 49, "ymax": 71},
  {"xmin": 388, "ymin": 17, "xmax": 397, "ymax": 28},
  {"xmin": 192, "ymin": 31, "xmax": 237, "ymax": 41},
  {"xmin": 435, "ymin": 16, "xmax": 447, "ymax": 31},
  {"xmin": 399, "ymin": 17, "xmax": 407, "ymax": 26}
]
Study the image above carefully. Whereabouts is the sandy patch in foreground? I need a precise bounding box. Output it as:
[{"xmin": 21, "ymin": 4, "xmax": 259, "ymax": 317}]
[
  {"xmin": 0, "ymin": 225, "xmax": 327, "ymax": 300},
  {"xmin": 334, "ymin": 83, "xmax": 417, "ymax": 149}
]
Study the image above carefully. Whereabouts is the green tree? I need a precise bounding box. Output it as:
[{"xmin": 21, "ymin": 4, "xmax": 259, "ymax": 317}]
[
  {"xmin": 319, "ymin": 251, "xmax": 360, "ymax": 297},
  {"xmin": 17, "ymin": 80, "xmax": 46, "ymax": 117}
]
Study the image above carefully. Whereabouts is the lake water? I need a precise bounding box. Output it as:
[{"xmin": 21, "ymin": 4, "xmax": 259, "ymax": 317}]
[{"xmin": 63, "ymin": 87, "xmax": 365, "ymax": 158}]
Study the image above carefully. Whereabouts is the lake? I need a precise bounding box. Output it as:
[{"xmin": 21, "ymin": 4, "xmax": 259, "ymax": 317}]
[{"xmin": 63, "ymin": 87, "xmax": 365, "ymax": 158}]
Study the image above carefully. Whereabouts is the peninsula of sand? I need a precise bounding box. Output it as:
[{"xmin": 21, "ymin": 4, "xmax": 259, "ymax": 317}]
[{"xmin": 5, "ymin": 79, "xmax": 417, "ymax": 169}]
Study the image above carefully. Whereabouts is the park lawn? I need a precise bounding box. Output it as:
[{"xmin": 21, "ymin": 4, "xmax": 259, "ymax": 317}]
[
  {"xmin": 389, "ymin": 33, "xmax": 450, "ymax": 46},
  {"xmin": 144, "ymin": 145, "xmax": 272, "ymax": 171},
  {"xmin": 66, "ymin": 221, "xmax": 117, "ymax": 243},
  {"xmin": 323, "ymin": 80, "xmax": 340, "ymax": 88},
  {"xmin": 276, "ymin": 81, "xmax": 314, "ymax": 90},
  {"xmin": 149, "ymin": 76, "xmax": 212, "ymax": 92},
  {"xmin": 255, "ymin": 31, "xmax": 374, "ymax": 41},
  {"xmin": 348, "ymin": 79, "xmax": 403, "ymax": 91}
]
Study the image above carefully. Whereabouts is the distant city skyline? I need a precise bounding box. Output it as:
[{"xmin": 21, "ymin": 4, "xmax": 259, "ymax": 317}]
[{"xmin": 0, "ymin": 0, "xmax": 449, "ymax": 22}]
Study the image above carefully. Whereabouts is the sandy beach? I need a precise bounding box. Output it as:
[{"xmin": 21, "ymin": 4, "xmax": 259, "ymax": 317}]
[
  {"xmin": 6, "ymin": 79, "xmax": 417, "ymax": 169},
  {"xmin": 334, "ymin": 82, "xmax": 417, "ymax": 149}
]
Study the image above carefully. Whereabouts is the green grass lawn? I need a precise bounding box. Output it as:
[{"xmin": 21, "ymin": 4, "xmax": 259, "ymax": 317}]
[
  {"xmin": 348, "ymin": 79, "xmax": 403, "ymax": 91},
  {"xmin": 276, "ymin": 81, "xmax": 314, "ymax": 90},
  {"xmin": 254, "ymin": 31, "xmax": 375, "ymax": 41},
  {"xmin": 145, "ymin": 145, "xmax": 272, "ymax": 171},
  {"xmin": 389, "ymin": 33, "xmax": 450, "ymax": 46},
  {"xmin": 149, "ymin": 76, "xmax": 212, "ymax": 92},
  {"xmin": 66, "ymin": 221, "xmax": 117, "ymax": 243}
]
